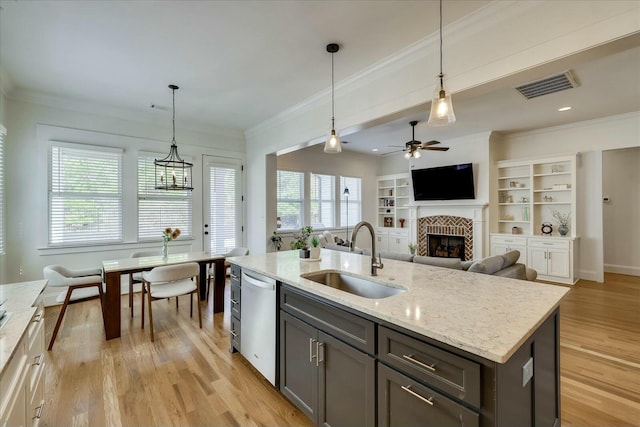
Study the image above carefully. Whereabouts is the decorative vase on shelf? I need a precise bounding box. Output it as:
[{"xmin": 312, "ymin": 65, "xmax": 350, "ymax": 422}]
[
  {"xmin": 558, "ymin": 224, "xmax": 569, "ymax": 237},
  {"xmin": 162, "ymin": 239, "xmax": 169, "ymax": 259}
]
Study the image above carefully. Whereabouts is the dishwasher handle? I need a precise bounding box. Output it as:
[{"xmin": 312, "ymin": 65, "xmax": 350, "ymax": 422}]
[{"xmin": 242, "ymin": 271, "xmax": 276, "ymax": 290}]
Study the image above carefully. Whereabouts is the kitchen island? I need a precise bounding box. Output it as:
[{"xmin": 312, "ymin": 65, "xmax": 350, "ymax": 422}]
[{"xmin": 228, "ymin": 249, "xmax": 570, "ymax": 427}]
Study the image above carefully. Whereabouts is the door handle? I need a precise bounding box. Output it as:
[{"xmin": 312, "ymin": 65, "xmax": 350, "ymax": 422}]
[
  {"xmin": 316, "ymin": 342, "xmax": 324, "ymax": 366},
  {"xmin": 309, "ymin": 338, "xmax": 317, "ymax": 362}
]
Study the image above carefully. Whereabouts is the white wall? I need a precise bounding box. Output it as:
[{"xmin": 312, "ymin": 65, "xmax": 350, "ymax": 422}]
[
  {"xmin": 603, "ymin": 146, "xmax": 640, "ymax": 276},
  {"xmin": 500, "ymin": 112, "xmax": 640, "ymax": 282},
  {"xmin": 244, "ymin": 1, "xmax": 640, "ymax": 256},
  {"xmin": 276, "ymin": 144, "xmax": 382, "ymax": 248},
  {"xmin": 3, "ymin": 97, "xmax": 245, "ymax": 292}
]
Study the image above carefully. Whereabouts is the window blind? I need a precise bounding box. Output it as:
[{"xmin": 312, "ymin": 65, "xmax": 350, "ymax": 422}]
[
  {"xmin": 208, "ymin": 165, "xmax": 238, "ymax": 254},
  {"xmin": 340, "ymin": 176, "xmax": 362, "ymax": 227},
  {"xmin": 138, "ymin": 154, "xmax": 192, "ymax": 241},
  {"xmin": 277, "ymin": 170, "xmax": 304, "ymax": 230},
  {"xmin": 0, "ymin": 126, "xmax": 5, "ymax": 254},
  {"xmin": 49, "ymin": 144, "xmax": 122, "ymax": 245},
  {"xmin": 310, "ymin": 173, "xmax": 334, "ymax": 228}
]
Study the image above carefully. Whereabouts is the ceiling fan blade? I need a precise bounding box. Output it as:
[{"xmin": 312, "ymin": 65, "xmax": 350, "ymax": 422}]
[
  {"xmin": 381, "ymin": 148, "xmax": 406, "ymax": 155},
  {"xmin": 421, "ymin": 140, "xmax": 441, "ymax": 147},
  {"xmin": 422, "ymin": 146, "xmax": 450, "ymax": 151},
  {"xmin": 388, "ymin": 145, "xmax": 406, "ymax": 148}
]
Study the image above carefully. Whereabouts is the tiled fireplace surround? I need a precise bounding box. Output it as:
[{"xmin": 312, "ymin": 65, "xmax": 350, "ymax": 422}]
[{"xmin": 414, "ymin": 204, "xmax": 487, "ymax": 261}]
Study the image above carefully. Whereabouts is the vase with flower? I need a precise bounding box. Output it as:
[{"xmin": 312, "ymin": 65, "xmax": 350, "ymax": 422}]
[
  {"xmin": 551, "ymin": 210, "xmax": 570, "ymax": 236},
  {"xmin": 162, "ymin": 227, "xmax": 181, "ymax": 259}
]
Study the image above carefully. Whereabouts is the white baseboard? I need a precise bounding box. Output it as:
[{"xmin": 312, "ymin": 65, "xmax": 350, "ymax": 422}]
[
  {"xmin": 604, "ymin": 264, "xmax": 640, "ymax": 277},
  {"xmin": 577, "ymin": 269, "xmax": 601, "ymax": 283}
]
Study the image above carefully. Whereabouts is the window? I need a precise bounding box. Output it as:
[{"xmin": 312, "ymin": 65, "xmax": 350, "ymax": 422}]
[
  {"xmin": 138, "ymin": 153, "xmax": 193, "ymax": 241},
  {"xmin": 205, "ymin": 158, "xmax": 242, "ymax": 254},
  {"xmin": 0, "ymin": 126, "xmax": 5, "ymax": 255},
  {"xmin": 49, "ymin": 143, "xmax": 122, "ymax": 245},
  {"xmin": 277, "ymin": 170, "xmax": 304, "ymax": 230},
  {"xmin": 310, "ymin": 173, "xmax": 335, "ymax": 228},
  {"xmin": 340, "ymin": 176, "xmax": 362, "ymax": 228}
]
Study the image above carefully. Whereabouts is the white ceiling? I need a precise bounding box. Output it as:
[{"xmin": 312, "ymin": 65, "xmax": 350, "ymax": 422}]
[{"xmin": 1, "ymin": 1, "xmax": 639, "ymax": 155}]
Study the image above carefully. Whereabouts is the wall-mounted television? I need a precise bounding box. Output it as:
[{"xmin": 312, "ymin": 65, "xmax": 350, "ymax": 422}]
[{"xmin": 411, "ymin": 163, "xmax": 475, "ymax": 201}]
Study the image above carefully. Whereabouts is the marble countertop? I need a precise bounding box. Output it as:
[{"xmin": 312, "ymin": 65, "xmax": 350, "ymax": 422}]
[
  {"xmin": 0, "ymin": 280, "xmax": 47, "ymax": 377},
  {"xmin": 228, "ymin": 249, "xmax": 570, "ymax": 363}
]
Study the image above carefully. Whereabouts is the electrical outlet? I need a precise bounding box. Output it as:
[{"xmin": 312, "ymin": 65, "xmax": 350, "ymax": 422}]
[{"xmin": 522, "ymin": 357, "xmax": 534, "ymax": 387}]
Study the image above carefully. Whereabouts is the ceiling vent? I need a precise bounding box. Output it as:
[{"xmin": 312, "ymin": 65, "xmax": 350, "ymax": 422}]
[{"xmin": 515, "ymin": 71, "xmax": 578, "ymax": 100}]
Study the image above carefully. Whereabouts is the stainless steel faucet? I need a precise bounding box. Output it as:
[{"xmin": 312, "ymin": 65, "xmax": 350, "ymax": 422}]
[{"xmin": 350, "ymin": 221, "xmax": 384, "ymax": 276}]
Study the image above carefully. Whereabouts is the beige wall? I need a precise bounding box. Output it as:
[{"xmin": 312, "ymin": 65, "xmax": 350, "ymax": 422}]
[{"xmin": 602, "ymin": 146, "xmax": 640, "ymax": 276}]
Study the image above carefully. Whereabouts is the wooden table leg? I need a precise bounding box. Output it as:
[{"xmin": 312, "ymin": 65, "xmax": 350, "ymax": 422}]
[
  {"xmin": 104, "ymin": 271, "xmax": 121, "ymax": 340},
  {"xmin": 198, "ymin": 262, "xmax": 208, "ymax": 301},
  {"xmin": 213, "ymin": 259, "xmax": 225, "ymax": 314}
]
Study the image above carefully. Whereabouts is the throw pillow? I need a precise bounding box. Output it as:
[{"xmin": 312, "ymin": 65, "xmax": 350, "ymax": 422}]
[
  {"xmin": 501, "ymin": 250, "xmax": 520, "ymax": 268},
  {"xmin": 413, "ymin": 256, "xmax": 463, "ymax": 270},
  {"xmin": 468, "ymin": 255, "xmax": 505, "ymax": 274}
]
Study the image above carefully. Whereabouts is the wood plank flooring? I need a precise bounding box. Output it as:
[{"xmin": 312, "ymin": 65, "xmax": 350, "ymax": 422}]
[{"xmin": 40, "ymin": 273, "xmax": 639, "ymax": 426}]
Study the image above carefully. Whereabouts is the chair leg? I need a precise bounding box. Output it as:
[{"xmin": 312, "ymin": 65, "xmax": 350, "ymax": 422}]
[
  {"xmin": 129, "ymin": 274, "xmax": 134, "ymax": 317},
  {"xmin": 196, "ymin": 292, "xmax": 202, "ymax": 329},
  {"xmin": 147, "ymin": 283, "xmax": 154, "ymax": 342},
  {"xmin": 176, "ymin": 296, "xmax": 179, "ymax": 310},
  {"xmin": 141, "ymin": 282, "xmax": 146, "ymax": 330},
  {"xmin": 96, "ymin": 283, "xmax": 107, "ymax": 333},
  {"xmin": 190, "ymin": 294, "xmax": 193, "ymax": 317},
  {"xmin": 48, "ymin": 287, "xmax": 74, "ymax": 351}
]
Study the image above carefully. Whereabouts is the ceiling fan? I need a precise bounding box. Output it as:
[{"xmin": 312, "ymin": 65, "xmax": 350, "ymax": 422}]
[{"xmin": 384, "ymin": 120, "xmax": 449, "ymax": 158}]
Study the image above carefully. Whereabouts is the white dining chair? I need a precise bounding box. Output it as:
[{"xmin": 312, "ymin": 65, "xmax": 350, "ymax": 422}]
[
  {"xmin": 128, "ymin": 250, "xmax": 161, "ymax": 317},
  {"xmin": 43, "ymin": 265, "xmax": 106, "ymax": 350},
  {"xmin": 207, "ymin": 247, "xmax": 249, "ymax": 300},
  {"xmin": 140, "ymin": 262, "xmax": 201, "ymax": 342}
]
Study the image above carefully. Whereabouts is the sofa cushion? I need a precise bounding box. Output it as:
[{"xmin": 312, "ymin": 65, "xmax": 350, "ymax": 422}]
[
  {"xmin": 325, "ymin": 243, "xmax": 363, "ymax": 254},
  {"xmin": 413, "ymin": 256, "xmax": 463, "ymax": 270},
  {"xmin": 322, "ymin": 230, "xmax": 336, "ymax": 245},
  {"xmin": 461, "ymin": 260, "xmax": 475, "ymax": 271},
  {"xmin": 493, "ymin": 264, "xmax": 527, "ymax": 280},
  {"xmin": 468, "ymin": 255, "xmax": 505, "ymax": 274},
  {"xmin": 380, "ymin": 251, "xmax": 415, "ymax": 263},
  {"xmin": 501, "ymin": 250, "xmax": 520, "ymax": 269}
]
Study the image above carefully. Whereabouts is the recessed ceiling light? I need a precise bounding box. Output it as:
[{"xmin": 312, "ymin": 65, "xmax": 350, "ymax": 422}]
[
  {"xmin": 558, "ymin": 106, "xmax": 572, "ymax": 112},
  {"xmin": 372, "ymin": 148, "xmax": 379, "ymax": 152}
]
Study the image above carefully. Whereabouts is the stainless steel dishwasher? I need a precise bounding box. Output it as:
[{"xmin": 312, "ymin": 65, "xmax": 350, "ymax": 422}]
[{"xmin": 240, "ymin": 270, "xmax": 276, "ymax": 385}]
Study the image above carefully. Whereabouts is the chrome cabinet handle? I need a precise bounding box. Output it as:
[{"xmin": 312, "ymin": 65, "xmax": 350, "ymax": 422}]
[
  {"xmin": 230, "ymin": 330, "xmax": 238, "ymax": 338},
  {"xmin": 403, "ymin": 354, "xmax": 436, "ymax": 372},
  {"xmin": 316, "ymin": 342, "xmax": 324, "ymax": 366},
  {"xmin": 230, "ymin": 274, "xmax": 239, "ymax": 280},
  {"xmin": 309, "ymin": 338, "xmax": 317, "ymax": 362},
  {"xmin": 401, "ymin": 385, "xmax": 434, "ymax": 406},
  {"xmin": 32, "ymin": 354, "xmax": 44, "ymax": 366},
  {"xmin": 230, "ymin": 299, "xmax": 238, "ymax": 305},
  {"xmin": 33, "ymin": 402, "xmax": 45, "ymax": 419}
]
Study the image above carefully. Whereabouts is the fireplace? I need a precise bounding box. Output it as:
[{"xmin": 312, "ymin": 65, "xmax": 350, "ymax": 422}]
[
  {"xmin": 427, "ymin": 234, "xmax": 466, "ymax": 260},
  {"xmin": 417, "ymin": 215, "xmax": 474, "ymax": 261}
]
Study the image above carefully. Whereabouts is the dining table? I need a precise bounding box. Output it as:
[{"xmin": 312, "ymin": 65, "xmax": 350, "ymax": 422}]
[{"xmin": 102, "ymin": 251, "xmax": 225, "ymax": 340}]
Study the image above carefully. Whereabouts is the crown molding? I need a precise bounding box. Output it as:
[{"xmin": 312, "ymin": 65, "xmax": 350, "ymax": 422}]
[{"xmin": 6, "ymin": 87, "xmax": 244, "ymax": 140}]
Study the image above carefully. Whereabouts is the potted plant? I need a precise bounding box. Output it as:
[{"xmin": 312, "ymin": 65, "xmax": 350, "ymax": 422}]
[
  {"xmin": 408, "ymin": 242, "xmax": 417, "ymax": 255},
  {"xmin": 270, "ymin": 230, "xmax": 283, "ymax": 251},
  {"xmin": 290, "ymin": 225, "xmax": 313, "ymax": 258},
  {"xmin": 551, "ymin": 210, "xmax": 571, "ymax": 236},
  {"xmin": 309, "ymin": 235, "xmax": 321, "ymax": 260}
]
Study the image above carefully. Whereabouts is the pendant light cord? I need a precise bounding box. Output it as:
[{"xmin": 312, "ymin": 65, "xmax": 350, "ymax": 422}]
[
  {"xmin": 439, "ymin": 0, "xmax": 444, "ymax": 87},
  {"xmin": 331, "ymin": 50, "xmax": 335, "ymax": 129},
  {"xmin": 172, "ymin": 87, "xmax": 176, "ymax": 143}
]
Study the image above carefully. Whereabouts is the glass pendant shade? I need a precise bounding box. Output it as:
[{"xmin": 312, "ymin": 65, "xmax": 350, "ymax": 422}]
[
  {"xmin": 428, "ymin": 78, "xmax": 456, "ymax": 126},
  {"xmin": 324, "ymin": 128, "xmax": 342, "ymax": 153},
  {"xmin": 404, "ymin": 151, "xmax": 411, "ymax": 159},
  {"xmin": 413, "ymin": 149, "xmax": 421, "ymax": 159}
]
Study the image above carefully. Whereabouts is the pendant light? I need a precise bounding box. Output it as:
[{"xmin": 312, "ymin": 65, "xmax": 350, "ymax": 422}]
[
  {"xmin": 324, "ymin": 43, "xmax": 342, "ymax": 153},
  {"xmin": 155, "ymin": 84, "xmax": 193, "ymax": 191},
  {"xmin": 428, "ymin": 0, "xmax": 456, "ymax": 126}
]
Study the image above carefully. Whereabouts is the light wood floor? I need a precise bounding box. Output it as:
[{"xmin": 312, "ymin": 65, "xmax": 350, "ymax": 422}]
[{"xmin": 40, "ymin": 273, "xmax": 639, "ymax": 427}]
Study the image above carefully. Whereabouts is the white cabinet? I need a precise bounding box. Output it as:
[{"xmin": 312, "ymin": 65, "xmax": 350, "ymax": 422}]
[
  {"xmin": 490, "ymin": 235, "xmax": 527, "ymax": 264},
  {"xmin": 375, "ymin": 228, "xmax": 409, "ymax": 254},
  {"xmin": 528, "ymin": 238, "xmax": 573, "ymax": 282},
  {"xmin": 1, "ymin": 301, "xmax": 45, "ymax": 427},
  {"xmin": 388, "ymin": 230, "xmax": 409, "ymax": 253},
  {"xmin": 377, "ymin": 174, "xmax": 410, "ymax": 229}
]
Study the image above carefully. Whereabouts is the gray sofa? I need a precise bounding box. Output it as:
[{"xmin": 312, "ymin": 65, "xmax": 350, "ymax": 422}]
[{"xmin": 356, "ymin": 249, "xmax": 537, "ymax": 281}]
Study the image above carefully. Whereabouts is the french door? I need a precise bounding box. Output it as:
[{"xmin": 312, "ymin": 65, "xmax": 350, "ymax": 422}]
[{"xmin": 203, "ymin": 155, "xmax": 243, "ymax": 254}]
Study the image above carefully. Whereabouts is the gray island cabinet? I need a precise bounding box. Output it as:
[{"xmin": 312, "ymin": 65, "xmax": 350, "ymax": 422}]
[{"xmin": 228, "ymin": 249, "xmax": 569, "ymax": 427}]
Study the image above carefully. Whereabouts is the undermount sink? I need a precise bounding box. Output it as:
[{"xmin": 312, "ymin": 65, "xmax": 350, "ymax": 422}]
[{"xmin": 301, "ymin": 270, "xmax": 406, "ymax": 299}]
